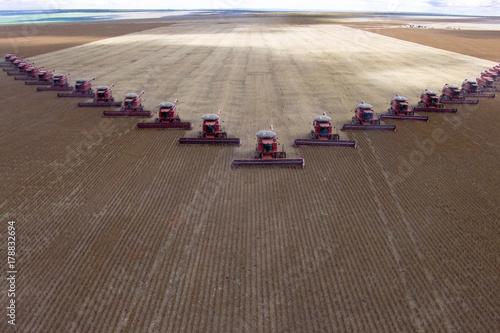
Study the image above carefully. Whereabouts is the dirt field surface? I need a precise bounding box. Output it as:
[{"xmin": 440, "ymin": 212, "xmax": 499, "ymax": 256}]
[{"xmin": 1, "ymin": 12, "xmax": 499, "ymax": 332}]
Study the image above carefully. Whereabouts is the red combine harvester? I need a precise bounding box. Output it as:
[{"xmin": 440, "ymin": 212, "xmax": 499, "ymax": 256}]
[
  {"xmin": 11, "ymin": 62, "xmax": 34, "ymax": 78},
  {"xmin": 461, "ymin": 79, "xmax": 495, "ymax": 98},
  {"xmin": 36, "ymin": 73, "xmax": 73, "ymax": 91},
  {"xmin": 78, "ymin": 84, "xmax": 122, "ymax": 107},
  {"xmin": 137, "ymin": 100, "xmax": 193, "ymax": 129},
  {"xmin": 3, "ymin": 57, "xmax": 23, "ymax": 71},
  {"xmin": 25, "ymin": 69, "xmax": 54, "ymax": 85},
  {"xmin": 6, "ymin": 60, "xmax": 29, "ymax": 75},
  {"xmin": 481, "ymin": 70, "xmax": 498, "ymax": 82},
  {"xmin": 15, "ymin": 65, "xmax": 43, "ymax": 81},
  {"xmin": 232, "ymin": 126, "xmax": 304, "ymax": 167},
  {"xmin": 103, "ymin": 91, "xmax": 153, "ymax": 117},
  {"xmin": 439, "ymin": 84, "xmax": 478, "ymax": 105},
  {"xmin": 341, "ymin": 102, "xmax": 396, "ymax": 131},
  {"xmin": 1, "ymin": 54, "xmax": 17, "ymax": 67},
  {"xmin": 380, "ymin": 95, "xmax": 428, "ymax": 121},
  {"xmin": 412, "ymin": 90, "xmax": 457, "ymax": 113},
  {"xmin": 2, "ymin": 54, "xmax": 23, "ymax": 68},
  {"xmin": 293, "ymin": 113, "xmax": 356, "ymax": 147},
  {"xmin": 57, "ymin": 78, "xmax": 95, "ymax": 97},
  {"xmin": 477, "ymin": 74, "xmax": 499, "ymax": 92},
  {"xmin": 178, "ymin": 110, "xmax": 240, "ymax": 144}
]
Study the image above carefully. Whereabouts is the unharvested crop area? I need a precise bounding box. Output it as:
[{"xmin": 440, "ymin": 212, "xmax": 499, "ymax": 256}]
[{"xmin": 1, "ymin": 13, "xmax": 499, "ymax": 332}]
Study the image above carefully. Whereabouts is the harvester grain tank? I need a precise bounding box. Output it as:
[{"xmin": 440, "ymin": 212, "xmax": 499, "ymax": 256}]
[
  {"xmin": 78, "ymin": 84, "xmax": 122, "ymax": 107},
  {"xmin": 178, "ymin": 110, "xmax": 239, "ymax": 144},
  {"xmin": 25, "ymin": 69, "xmax": 54, "ymax": 85},
  {"xmin": 57, "ymin": 78, "xmax": 95, "ymax": 97},
  {"xmin": 36, "ymin": 73, "xmax": 73, "ymax": 91},
  {"xmin": 341, "ymin": 102, "xmax": 396, "ymax": 131},
  {"xmin": 293, "ymin": 113, "xmax": 356, "ymax": 147},
  {"xmin": 232, "ymin": 126, "xmax": 304, "ymax": 167},
  {"xmin": 380, "ymin": 95, "xmax": 428, "ymax": 121},
  {"xmin": 137, "ymin": 99, "xmax": 193, "ymax": 129},
  {"xmin": 439, "ymin": 84, "xmax": 478, "ymax": 105},
  {"xmin": 461, "ymin": 79, "xmax": 495, "ymax": 98},
  {"xmin": 412, "ymin": 89, "xmax": 457, "ymax": 113},
  {"xmin": 103, "ymin": 91, "xmax": 153, "ymax": 117}
]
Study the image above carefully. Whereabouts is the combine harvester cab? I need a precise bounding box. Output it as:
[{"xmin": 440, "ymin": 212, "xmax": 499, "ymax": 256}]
[
  {"xmin": 103, "ymin": 91, "xmax": 153, "ymax": 117},
  {"xmin": 341, "ymin": 102, "xmax": 396, "ymax": 131},
  {"xmin": 380, "ymin": 95, "xmax": 428, "ymax": 121},
  {"xmin": 178, "ymin": 110, "xmax": 239, "ymax": 144},
  {"xmin": 232, "ymin": 127, "xmax": 304, "ymax": 168},
  {"xmin": 25, "ymin": 70, "xmax": 54, "ymax": 86},
  {"xmin": 57, "ymin": 78, "xmax": 95, "ymax": 97},
  {"xmin": 439, "ymin": 84, "xmax": 478, "ymax": 105},
  {"xmin": 461, "ymin": 79, "xmax": 495, "ymax": 98},
  {"xmin": 138, "ymin": 100, "xmax": 193, "ymax": 129},
  {"xmin": 412, "ymin": 89, "xmax": 457, "ymax": 113},
  {"xmin": 37, "ymin": 73, "xmax": 73, "ymax": 91},
  {"xmin": 293, "ymin": 113, "xmax": 356, "ymax": 147},
  {"xmin": 78, "ymin": 84, "xmax": 122, "ymax": 107}
]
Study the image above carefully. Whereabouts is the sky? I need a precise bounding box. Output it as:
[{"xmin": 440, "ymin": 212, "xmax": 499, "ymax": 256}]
[{"xmin": 1, "ymin": 0, "xmax": 500, "ymax": 16}]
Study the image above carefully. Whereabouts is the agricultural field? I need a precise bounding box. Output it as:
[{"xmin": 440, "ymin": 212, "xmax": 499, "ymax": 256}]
[{"xmin": 1, "ymin": 12, "xmax": 499, "ymax": 332}]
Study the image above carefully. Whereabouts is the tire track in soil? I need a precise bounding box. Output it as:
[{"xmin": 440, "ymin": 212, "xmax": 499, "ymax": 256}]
[
  {"xmin": 361, "ymin": 132, "xmax": 454, "ymax": 332},
  {"xmin": 25, "ymin": 128, "xmax": 173, "ymax": 331},
  {"xmin": 352, "ymin": 134, "xmax": 424, "ymax": 332}
]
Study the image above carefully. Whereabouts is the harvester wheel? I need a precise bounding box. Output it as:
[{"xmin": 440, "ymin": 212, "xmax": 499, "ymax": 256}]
[
  {"xmin": 408, "ymin": 111, "xmax": 414, "ymax": 116},
  {"xmin": 478, "ymin": 85, "xmax": 485, "ymax": 92},
  {"xmin": 372, "ymin": 119, "xmax": 380, "ymax": 125},
  {"xmin": 417, "ymin": 102, "xmax": 427, "ymax": 108},
  {"xmin": 110, "ymin": 97, "xmax": 115, "ymax": 102},
  {"xmin": 330, "ymin": 134, "xmax": 340, "ymax": 141},
  {"xmin": 387, "ymin": 108, "xmax": 395, "ymax": 115},
  {"xmin": 93, "ymin": 98, "xmax": 97, "ymax": 103},
  {"xmin": 351, "ymin": 117, "xmax": 360, "ymax": 125},
  {"xmin": 440, "ymin": 95, "xmax": 450, "ymax": 101}
]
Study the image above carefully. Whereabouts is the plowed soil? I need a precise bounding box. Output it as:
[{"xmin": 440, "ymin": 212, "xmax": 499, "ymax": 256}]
[{"xmin": 1, "ymin": 12, "xmax": 499, "ymax": 332}]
